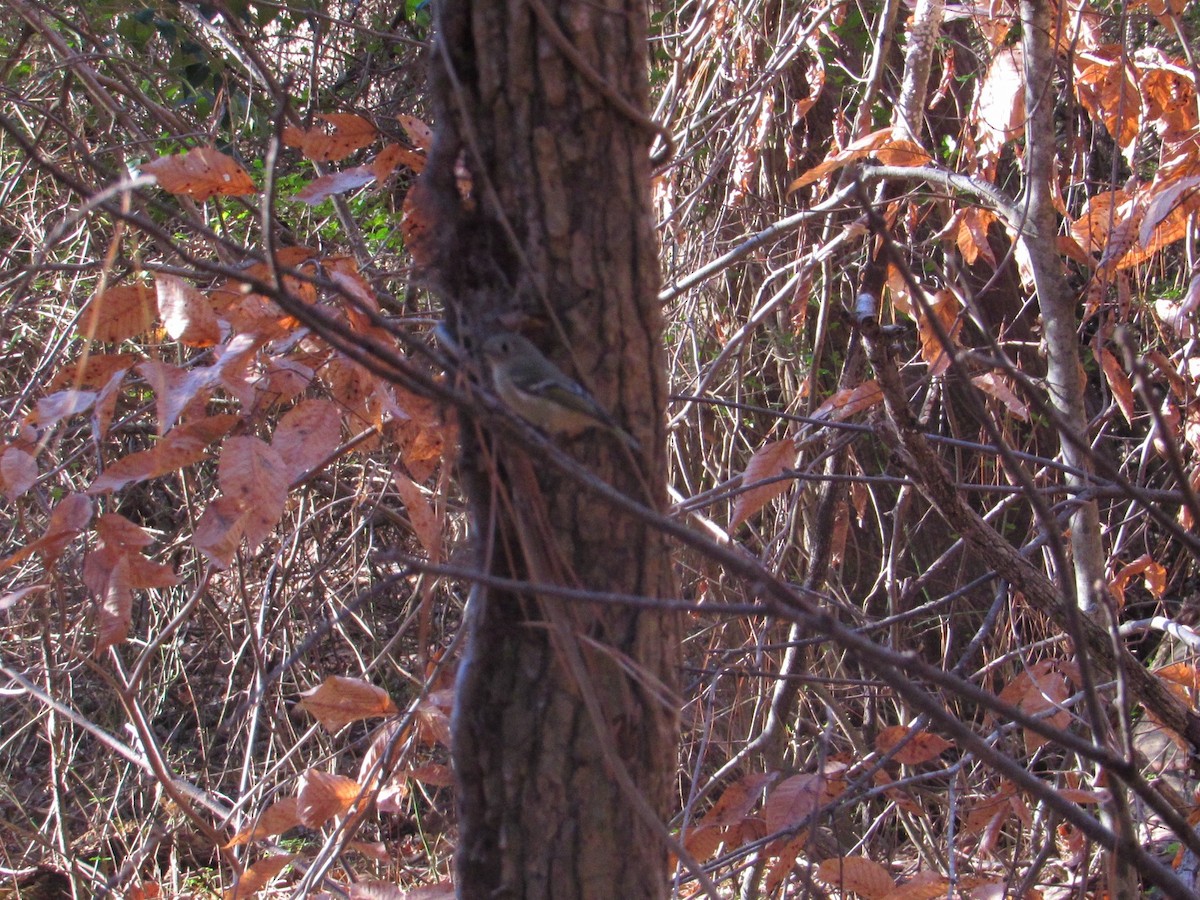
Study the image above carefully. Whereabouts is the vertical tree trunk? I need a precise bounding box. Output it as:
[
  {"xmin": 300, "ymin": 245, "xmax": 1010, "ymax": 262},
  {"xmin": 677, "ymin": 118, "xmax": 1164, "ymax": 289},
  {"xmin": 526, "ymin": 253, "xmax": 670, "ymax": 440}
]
[{"xmin": 421, "ymin": 2, "xmax": 677, "ymax": 898}]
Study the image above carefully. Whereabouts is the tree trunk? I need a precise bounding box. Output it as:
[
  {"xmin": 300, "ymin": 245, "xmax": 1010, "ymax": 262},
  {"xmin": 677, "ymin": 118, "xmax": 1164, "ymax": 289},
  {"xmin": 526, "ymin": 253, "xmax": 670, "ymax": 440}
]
[{"xmin": 421, "ymin": 2, "xmax": 677, "ymax": 898}]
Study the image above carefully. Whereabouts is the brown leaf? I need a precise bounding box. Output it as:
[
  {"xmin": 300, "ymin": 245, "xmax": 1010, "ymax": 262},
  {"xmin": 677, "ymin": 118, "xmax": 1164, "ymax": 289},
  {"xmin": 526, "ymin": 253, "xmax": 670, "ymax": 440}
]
[
  {"xmin": 916, "ymin": 290, "xmax": 961, "ymax": 376},
  {"xmin": 731, "ymin": 438, "xmax": 797, "ymax": 529},
  {"xmin": 295, "ymin": 166, "xmax": 377, "ymax": 204},
  {"xmin": 299, "ymin": 676, "xmax": 399, "ymax": 733},
  {"xmin": 971, "ymin": 372, "xmax": 1030, "ymax": 421},
  {"xmin": 763, "ymin": 772, "xmax": 826, "ymax": 833},
  {"xmin": 371, "ymin": 142, "xmax": 423, "ymax": 178},
  {"xmin": 406, "ymin": 763, "xmax": 454, "ymax": 787},
  {"xmin": 217, "ymin": 436, "xmax": 289, "ymax": 553},
  {"xmin": 79, "ymin": 283, "xmax": 157, "ymax": 343},
  {"xmin": 225, "ymin": 798, "xmax": 302, "ymax": 847},
  {"xmin": 1110, "ymin": 553, "xmax": 1168, "ymax": 607},
  {"xmin": 193, "ymin": 494, "xmax": 249, "ymax": 569},
  {"xmin": 0, "ymin": 584, "xmax": 47, "ymax": 612},
  {"xmin": 47, "ymin": 353, "xmax": 140, "ymax": 392},
  {"xmin": 89, "ymin": 414, "xmax": 239, "ymax": 494},
  {"xmin": 273, "ymin": 399, "xmax": 343, "ymax": 482},
  {"xmin": 815, "ymin": 856, "xmax": 896, "ymax": 899},
  {"xmin": 34, "ymin": 389, "xmax": 97, "ymax": 428},
  {"xmin": 91, "ymin": 554, "xmax": 134, "ymax": 652},
  {"xmin": 811, "ymin": 381, "xmax": 883, "ymax": 422},
  {"xmin": 0, "ymin": 493, "xmax": 92, "ymax": 574},
  {"xmin": 84, "ymin": 513, "xmax": 178, "ymax": 652},
  {"xmin": 953, "ymin": 207, "xmax": 999, "ymax": 267},
  {"xmin": 974, "ymin": 45, "xmax": 1025, "ymax": 157},
  {"xmin": 997, "ymin": 661, "xmax": 1070, "ymax": 753},
  {"xmin": 138, "ymin": 332, "xmax": 260, "ymax": 435},
  {"xmin": 1, "ymin": 447, "xmax": 38, "ymax": 500},
  {"xmin": 283, "ymin": 113, "xmax": 376, "ymax": 162},
  {"xmin": 142, "ymin": 146, "xmax": 256, "ymax": 200},
  {"xmin": 91, "ymin": 367, "xmax": 128, "ymax": 441},
  {"xmin": 156, "ymin": 273, "xmax": 221, "ymax": 347},
  {"xmin": 401, "ymin": 179, "xmax": 438, "ymax": 271},
  {"xmin": 392, "ymin": 469, "xmax": 442, "ymax": 561},
  {"xmin": 875, "ymin": 725, "xmax": 954, "ymax": 766},
  {"xmin": 223, "ymin": 853, "xmax": 295, "ymax": 900},
  {"xmin": 297, "ymin": 770, "xmax": 363, "ymax": 827}
]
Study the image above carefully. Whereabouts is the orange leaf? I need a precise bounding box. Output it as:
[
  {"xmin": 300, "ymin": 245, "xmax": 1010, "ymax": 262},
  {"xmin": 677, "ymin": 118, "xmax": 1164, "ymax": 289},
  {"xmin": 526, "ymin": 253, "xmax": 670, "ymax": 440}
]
[
  {"xmin": 142, "ymin": 146, "xmax": 256, "ymax": 200},
  {"xmin": 89, "ymin": 414, "xmax": 239, "ymax": 493},
  {"xmin": 1097, "ymin": 347, "xmax": 1136, "ymax": 425},
  {"xmin": 225, "ymin": 798, "xmax": 302, "ymax": 847},
  {"xmin": 1, "ymin": 447, "xmax": 37, "ymax": 501},
  {"xmin": 79, "ymin": 283, "xmax": 157, "ymax": 343},
  {"xmin": 0, "ymin": 493, "xmax": 92, "ymax": 575},
  {"xmin": 283, "ymin": 113, "xmax": 376, "ymax": 162},
  {"xmin": 763, "ymin": 772, "xmax": 826, "ymax": 833},
  {"xmin": 273, "ymin": 399, "xmax": 343, "ymax": 482},
  {"xmin": 297, "ymin": 770, "xmax": 363, "ymax": 827},
  {"xmin": 731, "ymin": 439, "xmax": 796, "ymax": 529},
  {"xmin": 875, "ymin": 725, "xmax": 953, "ymax": 765},
  {"xmin": 395, "ymin": 114, "xmax": 433, "ymax": 151},
  {"xmin": 299, "ymin": 675, "xmax": 399, "ymax": 733},
  {"xmin": 811, "ymin": 381, "xmax": 883, "ymax": 422},
  {"xmin": 392, "ymin": 469, "xmax": 443, "ymax": 561},
  {"xmin": 156, "ymin": 273, "xmax": 221, "ymax": 347},
  {"xmin": 815, "ymin": 855, "xmax": 896, "ymax": 899},
  {"xmin": 217, "ymin": 436, "xmax": 289, "ymax": 553},
  {"xmin": 223, "ymin": 853, "xmax": 295, "ymax": 900},
  {"xmin": 372, "ymin": 142, "xmax": 424, "ymax": 178},
  {"xmin": 787, "ymin": 127, "xmax": 900, "ymax": 192},
  {"xmin": 971, "ymin": 372, "xmax": 1030, "ymax": 421},
  {"xmin": 997, "ymin": 661, "xmax": 1070, "ymax": 753}
]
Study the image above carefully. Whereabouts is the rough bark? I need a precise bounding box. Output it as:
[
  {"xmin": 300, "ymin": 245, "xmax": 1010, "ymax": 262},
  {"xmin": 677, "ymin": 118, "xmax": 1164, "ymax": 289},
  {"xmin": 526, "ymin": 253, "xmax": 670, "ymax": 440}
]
[{"xmin": 421, "ymin": 2, "xmax": 677, "ymax": 898}]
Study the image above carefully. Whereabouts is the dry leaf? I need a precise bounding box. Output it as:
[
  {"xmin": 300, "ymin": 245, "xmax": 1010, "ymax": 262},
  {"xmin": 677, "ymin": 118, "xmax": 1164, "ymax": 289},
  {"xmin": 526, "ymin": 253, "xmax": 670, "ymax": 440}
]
[
  {"xmin": 156, "ymin": 273, "xmax": 221, "ymax": 347},
  {"xmin": 297, "ymin": 770, "xmax": 363, "ymax": 827},
  {"xmin": 731, "ymin": 439, "xmax": 797, "ymax": 528},
  {"xmin": 299, "ymin": 675, "xmax": 399, "ymax": 733},
  {"xmin": 223, "ymin": 853, "xmax": 295, "ymax": 900},
  {"xmin": 283, "ymin": 113, "xmax": 376, "ymax": 162},
  {"xmin": 80, "ymin": 283, "xmax": 157, "ymax": 343},
  {"xmin": 392, "ymin": 469, "xmax": 442, "ymax": 561},
  {"xmin": 815, "ymin": 855, "xmax": 896, "ymax": 899},
  {"xmin": 89, "ymin": 414, "xmax": 239, "ymax": 494},
  {"xmin": 295, "ymin": 166, "xmax": 377, "ymax": 204},
  {"xmin": 273, "ymin": 399, "xmax": 343, "ymax": 482},
  {"xmin": 0, "ymin": 447, "xmax": 38, "ymax": 500},
  {"xmin": 875, "ymin": 725, "xmax": 954, "ymax": 766},
  {"xmin": 142, "ymin": 146, "xmax": 256, "ymax": 200}
]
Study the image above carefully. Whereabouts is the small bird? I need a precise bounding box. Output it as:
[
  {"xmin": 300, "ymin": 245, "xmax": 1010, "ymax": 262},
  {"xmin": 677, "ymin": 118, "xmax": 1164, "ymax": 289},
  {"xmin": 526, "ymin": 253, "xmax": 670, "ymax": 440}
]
[{"xmin": 481, "ymin": 332, "xmax": 640, "ymax": 450}]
